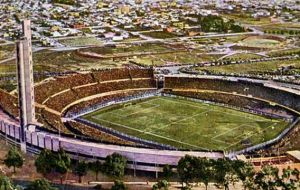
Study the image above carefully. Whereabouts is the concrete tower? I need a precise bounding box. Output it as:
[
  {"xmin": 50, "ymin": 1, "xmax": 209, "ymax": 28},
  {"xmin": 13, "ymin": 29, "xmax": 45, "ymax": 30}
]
[{"xmin": 16, "ymin": 20, "xmax": 36, "ymax": 152}]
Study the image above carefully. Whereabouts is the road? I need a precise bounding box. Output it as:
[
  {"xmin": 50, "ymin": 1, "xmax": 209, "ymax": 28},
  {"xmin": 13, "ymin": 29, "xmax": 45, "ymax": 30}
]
[{"xmin": 0, "ymin": 47, "xmax": 47, "ymax": 64}]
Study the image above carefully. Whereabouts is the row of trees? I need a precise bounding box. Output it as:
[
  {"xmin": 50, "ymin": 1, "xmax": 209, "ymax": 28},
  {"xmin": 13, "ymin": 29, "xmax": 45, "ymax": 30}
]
[
  {"xmin": 0, "ymin": 175, "xmax": 129, "ymax": 190},
  {"xmin": 264, "ymin": 30, "xmax": 300, "ymax": 36},
  {"xmin": 3, "ymin": 147, "xmax": 300, "ymax": 190},
  {"xmin": 3, "ymin": 147, "xmax": 128, "ymax": 190},
  {"xmin": 35, "ymin": 149, "xmax": 127, "ymax": 184},
  {"xmin": 176, "ymin": 155, "xmax": 300, "ymax": 190}
]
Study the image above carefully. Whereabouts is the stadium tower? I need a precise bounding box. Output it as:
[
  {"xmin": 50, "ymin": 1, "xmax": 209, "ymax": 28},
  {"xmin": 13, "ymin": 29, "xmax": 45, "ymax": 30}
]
[{"xmin": 16, "ymin": 20, "xmax": 36, "ymax": 152}]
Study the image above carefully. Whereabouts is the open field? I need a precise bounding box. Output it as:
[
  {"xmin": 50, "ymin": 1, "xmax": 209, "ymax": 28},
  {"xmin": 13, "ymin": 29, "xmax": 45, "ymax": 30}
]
[
  {"xmin": 191, "ymin": 35, "xmax": 247, "ymax": 44},
  {"xmin": 132, "ymin": 51, "xmax": 220, "ymax": 66},
  {"xmin": 221, "ymin": 13, "xmax": 271, "ymax": 25},
  {"xmin": 80, "ymin": 42, "xmax": 218, "ymax": 66},
  {"xmin": 195, "ymin": 59, "xmax": 300, "ymax": 75},
  {"xmin": 237, "ymin": 36, "xmax": 283, "ymax": 49},
  {"xmin": 83, "ymin": 43, "xmax": 171, "ymax": 55},
  {"xmin": 142, "ymin": 31, "xmax": 178, "ymax": 39},
  {"xmin": 83, "ymin": 96, "xmax": 288, "ymax": 151},
  {"xmin": 0, "ymin": 44, "xmax": 15, "ymax": 61},
  {"xmin": 267, "ymin": 48, "xmax": 300, "ymax": 57},
  {"xmin": 3, "ymin": 49, "xmax": 125, "ymax": 73},
  {"xmin": 0, "ymin": 49, "xmax": 126, "ymax": 91},
  {"xmin": 58, "ymin": 37, "xmax": 103, "ymax": 47},
  {"xmin": 222, "ymin": 53, "xmax": 263, "ymax": 60},
  {"xmin": 259, "ymin": 23, "xmax": 300, "ymax": 36}
]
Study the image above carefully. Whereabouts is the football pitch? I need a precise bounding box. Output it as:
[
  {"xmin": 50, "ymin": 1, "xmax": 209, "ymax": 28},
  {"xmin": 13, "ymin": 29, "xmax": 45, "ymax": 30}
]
[{"xmin": 83, "ymin": 96, "xmax": 289, "ymax": 151}]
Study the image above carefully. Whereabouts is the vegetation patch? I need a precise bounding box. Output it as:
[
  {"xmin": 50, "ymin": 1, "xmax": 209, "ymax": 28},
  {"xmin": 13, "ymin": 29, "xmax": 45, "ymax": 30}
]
[
  {"xmin": 58, "ymin": 37, "xmax": 102, "ymax": 47},
  {"xmin": 195, "ymin": 59, "xmax": 300, "ymax": 75},
  {"xmin": 142, "ymin": 31, "xmax": 178, "ymax": 39},
  {"xmin": 237, "ymin": 36, "xmax": 283, "ymax": 49},
  {"xmin": 0, "ymin": 44, "xmax": 15, "ymax": 61}
]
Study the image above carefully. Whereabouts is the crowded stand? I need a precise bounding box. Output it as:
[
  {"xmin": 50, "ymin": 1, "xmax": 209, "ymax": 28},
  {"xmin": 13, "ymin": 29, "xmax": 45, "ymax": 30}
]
[
  {"xmin": 91, "ymin": 68, "xmax": 153, "ymax": 82},
  {"xmin": 164, "ymin": 77, "xmax": 300, "ymax": 113},
  {"xmin": 38, "ymin": 109, "xmax": 71, "ymax": 134},
  {"xmin": 0, "ymin": 89, "xmax": 19, "ymax": 119},
  {"xmin": 34, "ymin": 68, "xmax": 154, "ymax": 103},
  {"xmin": 66, "ymin": 121, "xmax": 138, "ymax": 146},
  {"xmin": 2, "ymin": 67, "xmax": 300, "ymax": 153},
  {"xmin": 166, "ymin": 90, "xmax": 296, "ymax": 120},
  {"xmin": 269, "ymin": 122, "xmax": 300, "ymax": 153},
  {"xmin": 30, "ymin": 68, "xmax": 157, "ymax": 146},
  {"xmin": 65, "ymin": 89, "xmax": 157, "ymax": 116},
  {"xmin": 45, "ymin": 78, "xmax": 156, "ymax": 113},
  {"xmin": 34, "ymin": 73, "xmax": 95, "ymax": 103}
]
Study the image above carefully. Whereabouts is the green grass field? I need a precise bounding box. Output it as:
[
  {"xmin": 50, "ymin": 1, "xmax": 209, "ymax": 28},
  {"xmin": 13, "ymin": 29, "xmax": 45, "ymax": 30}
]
[
  {"xmin": 83, "ymin": 96, "xmax": 288, "ymax": 151},
  {"xmin": 58, "ymin": 37, "xmax": 103, "ymax": 47},
  {"xmin": 238, "ymin": 36, "xmax": 283, "ymax": 49}
]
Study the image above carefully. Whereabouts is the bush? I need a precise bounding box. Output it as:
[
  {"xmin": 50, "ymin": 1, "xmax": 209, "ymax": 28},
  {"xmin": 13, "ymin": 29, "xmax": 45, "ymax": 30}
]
[
  {"xmin": 111, "ymin": 180, "xmax": 127, "ymax": 190},
  {"xmin": 103, "ymin": 153, "xmax": 127, "ymax": 179},
  {"xmin": 4, "ymin": 147, "xmax": 23, "ymax": 173},
  {"xmin": 152, "ymin": 180, "xmax": 169, "ymax": 190},
  {"xmin": 25, "ymin": 179, "xmax": 57, "ymax": 190}
]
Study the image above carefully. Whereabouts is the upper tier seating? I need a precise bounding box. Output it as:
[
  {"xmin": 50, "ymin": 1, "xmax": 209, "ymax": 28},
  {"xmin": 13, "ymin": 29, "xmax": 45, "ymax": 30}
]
[
  {"xmin": 35, "ymin": 68, "xmax": 154, "ymax": 103},
  {"xmin": 164, "ymin": 77, "xmax": 300, "ymax": 113}
]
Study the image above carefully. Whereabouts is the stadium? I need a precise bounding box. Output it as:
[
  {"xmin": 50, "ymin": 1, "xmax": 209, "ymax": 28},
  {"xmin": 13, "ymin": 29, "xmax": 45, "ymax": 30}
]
[{"xmin": 1, "ymin": 66, "xmax": 300, "ymax": 172}]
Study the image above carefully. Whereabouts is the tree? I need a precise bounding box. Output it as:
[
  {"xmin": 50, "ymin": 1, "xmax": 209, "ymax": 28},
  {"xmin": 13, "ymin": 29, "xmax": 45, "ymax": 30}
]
[
  {"xmin": 162, "ymin": 165, "xmax": 174, "ymax": 180},
  {"xmin": 35, "ymin": 149, "xmax": 55, "ymax": 176},
  {"xmin": 277, "ymin": 167, "xmax": 300, "ymax": 190},
  {"xmin": 103, "ymin": 153, "xmax": 127, "ymax": 179},
  {"xmin": 35, "ymin": 149, "xmax": 71, "ymax": 184},
  {"xmin": 230, "ymin": 24, "xmax": 245, "ymax": 33},
  {"xmin": 233, "ymin": 161, "xmax": 255, "ymax": 190},
  {"xmin": 194, "ymin": 158, "xmax": 213, "ymax": 190},
  {"xmin": 111, "ymin": 180, "xmax": 127, "ymax": 190},
  {"xmin": 25, "ymin": 179, "xmax": 57, "ymax": 190},
  {"xmin": 74, "ymin": 161, "xmax": 88, "ymax": 183},
  {"xmin": 54, "ymin": 149, "xmax": 71, "ymax": 184},
  {"xmin": 0, "ymin": 175, "xmax": 17, "ymax": 190},
  {"xmin": 89, "ymin": 160, "xmax": 103, "ymax": 181},
  {"xmin": 177, "ymin": 155, "xmax": 195, "ymax": 188},
  {"xmin": 254, "ymin": 165, "xmax": 279, "ymax": 190},
  {"xmin": 213, "ymin": 158, "xmax": 238, "ymax": 190},
  {"xmin": 289, "ymin": 30, "xmax": 295, "ymax": 36},
  {"xmin": 4, "ymin": 147, "xmax": 23, "ymax": 173}
]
